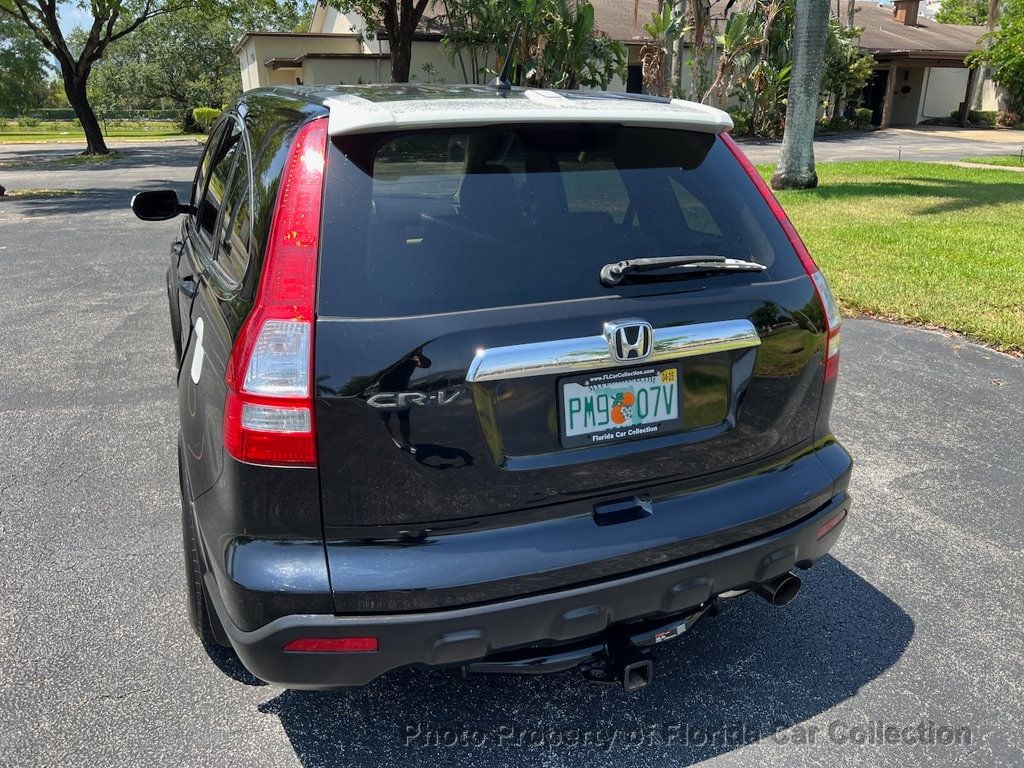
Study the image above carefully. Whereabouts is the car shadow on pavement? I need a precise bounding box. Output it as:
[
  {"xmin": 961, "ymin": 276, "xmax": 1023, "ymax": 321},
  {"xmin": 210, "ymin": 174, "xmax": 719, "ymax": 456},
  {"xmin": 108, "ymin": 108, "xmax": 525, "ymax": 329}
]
[
  {"xmin": 7, "ymin": 185, "xmax": 192, "ymax": 216},
  {"xmin": 256, "ymin": 556, "xmax": 913, "ymax": 767}
]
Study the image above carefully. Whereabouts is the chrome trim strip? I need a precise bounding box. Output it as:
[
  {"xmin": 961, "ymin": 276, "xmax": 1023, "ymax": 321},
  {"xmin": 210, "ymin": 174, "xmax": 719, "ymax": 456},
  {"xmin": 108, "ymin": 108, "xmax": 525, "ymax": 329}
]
[{"xmin": 466, "ymin": 319, "xmax": 760, "ymax": 383}]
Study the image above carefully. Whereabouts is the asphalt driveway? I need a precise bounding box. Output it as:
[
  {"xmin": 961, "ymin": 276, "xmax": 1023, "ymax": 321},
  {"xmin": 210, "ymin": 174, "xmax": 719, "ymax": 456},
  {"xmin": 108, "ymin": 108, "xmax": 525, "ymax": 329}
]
[{"xmin": 0, "ymin": 144, "xmax": 1021, "ymax": 767}]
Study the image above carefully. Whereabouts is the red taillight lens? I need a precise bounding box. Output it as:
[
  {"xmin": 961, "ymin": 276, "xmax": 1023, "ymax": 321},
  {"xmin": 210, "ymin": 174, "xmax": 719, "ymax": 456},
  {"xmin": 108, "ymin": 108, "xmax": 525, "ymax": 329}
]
[
  {"xmin": 282, "ymin": 636, "xmax": 379, "ymax": 653},
  {"xmin": 720, "ymin": 133, "xmax": 841, "ymax": 383},
  {"xmin": 224, "ymin": 118, "xmax": 328, "ymax": 467}
]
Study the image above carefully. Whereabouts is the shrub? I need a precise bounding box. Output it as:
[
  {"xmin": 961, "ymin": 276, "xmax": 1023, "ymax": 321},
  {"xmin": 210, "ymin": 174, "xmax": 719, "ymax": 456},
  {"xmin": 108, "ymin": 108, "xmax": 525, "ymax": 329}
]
[
  {"xmin": 853, "ymin": 107, "xmax": 874, "ymax": 128},
  {"xmin": 728, "ymin": 109, "xmax": 753, "ymax": 136},
  {"xmin": 16, "ymin": 116, "xmax": 41, "ymax": 128},
  {"xmin": 191, "ymin": 107, "xmax": 222, "ymax": 134},
  {"xmin": 997, "ymin": 111, "xmax": 1022, "ymax": 127},
  {"xmin": 25, "ymin": 108, "xmax": 77, "ymax": 121},
  {"xmin": 816, "ymin": 115, "xmax": 852, "ymax": 134},
  {"xmin": 949, "ymin": 109, "xmax": 998, "ymax": 126}
]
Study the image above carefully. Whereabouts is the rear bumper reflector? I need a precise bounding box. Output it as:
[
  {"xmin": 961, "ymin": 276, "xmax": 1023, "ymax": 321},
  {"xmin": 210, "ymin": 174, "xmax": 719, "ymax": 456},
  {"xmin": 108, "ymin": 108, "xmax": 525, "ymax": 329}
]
[
  {"xmin": 282, "ymin": 636, "xmax": 379, "ymax": 653},
  {"xmin": 816, "ymin": 508, "xmax": 848, "ymax": 540}
]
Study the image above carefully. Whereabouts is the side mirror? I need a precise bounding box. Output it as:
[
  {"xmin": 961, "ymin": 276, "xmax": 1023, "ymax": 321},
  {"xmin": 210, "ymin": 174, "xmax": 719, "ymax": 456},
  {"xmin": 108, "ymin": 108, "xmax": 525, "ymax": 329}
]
[{"xmin": 131, "ymin": 189, "xmax": 189, "ymax": 221}]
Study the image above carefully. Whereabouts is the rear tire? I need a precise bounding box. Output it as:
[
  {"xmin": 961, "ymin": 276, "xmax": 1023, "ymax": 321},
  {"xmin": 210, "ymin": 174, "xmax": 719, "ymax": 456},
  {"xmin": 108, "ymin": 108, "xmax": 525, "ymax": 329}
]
[{"xmin": 179, "ymin": 457, "xmax": 229, "ymax": 647}]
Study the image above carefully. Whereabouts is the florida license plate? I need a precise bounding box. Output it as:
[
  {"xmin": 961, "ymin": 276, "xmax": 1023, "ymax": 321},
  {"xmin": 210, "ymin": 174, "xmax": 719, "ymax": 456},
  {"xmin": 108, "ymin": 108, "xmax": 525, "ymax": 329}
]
[{"xmin": 559, "ymin": 364, "xmax": 683, "ymax": 448}]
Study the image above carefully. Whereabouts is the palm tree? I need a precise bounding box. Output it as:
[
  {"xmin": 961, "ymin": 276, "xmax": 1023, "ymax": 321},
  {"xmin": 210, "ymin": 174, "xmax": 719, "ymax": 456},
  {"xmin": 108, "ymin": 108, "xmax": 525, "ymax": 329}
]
[{"xmin": 770, "ymin": 0, "xmax": 831, "ymax": 189}]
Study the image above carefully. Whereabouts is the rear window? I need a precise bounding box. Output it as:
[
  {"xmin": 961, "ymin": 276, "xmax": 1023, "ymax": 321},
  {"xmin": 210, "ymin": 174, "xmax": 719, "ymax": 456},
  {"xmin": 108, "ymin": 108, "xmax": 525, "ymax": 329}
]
[{"xmin": 319, "ymin": 125, "xmax": 803, "ymax": 317}]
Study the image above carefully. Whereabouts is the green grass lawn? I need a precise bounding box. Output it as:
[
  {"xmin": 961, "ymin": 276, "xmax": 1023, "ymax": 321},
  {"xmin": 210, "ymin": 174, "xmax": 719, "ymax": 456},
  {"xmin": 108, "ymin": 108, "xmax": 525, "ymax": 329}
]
[
  {"xmin": 0, "ymin": 120, "xmax": 200, "ymax": 143},
  {"xmin": 960, "ymin": 155, "xmax": 1024, "ymax": 168},
  {"xmin": 760, "ymin": 161, "xmax": 1024, "ymax": 354}
]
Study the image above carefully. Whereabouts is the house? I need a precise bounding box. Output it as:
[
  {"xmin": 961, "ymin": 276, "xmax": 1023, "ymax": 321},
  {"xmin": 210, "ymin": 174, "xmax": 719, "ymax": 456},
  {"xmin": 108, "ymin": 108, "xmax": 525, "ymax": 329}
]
[
  {"xmin": 234, "ymin": 1, "xmax": 665, "ymax": 92},
  {"xmin": 236, "ymin": 0, "xmax": 997, "ymax": 127},
  {"xmin": 854, "ymin": 0, "xmax": 998, "ymax": 126}
]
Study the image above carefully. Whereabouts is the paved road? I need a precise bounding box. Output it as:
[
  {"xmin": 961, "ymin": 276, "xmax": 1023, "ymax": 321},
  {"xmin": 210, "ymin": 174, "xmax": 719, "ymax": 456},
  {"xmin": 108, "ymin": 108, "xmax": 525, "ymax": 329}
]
[
  {"xmin": 1, "ymin": 146, "xmax": 1022, "ymax": 767},
  {"xmin": 737, "ymin": 126, "xmax": 1024, "ymax": 164}
]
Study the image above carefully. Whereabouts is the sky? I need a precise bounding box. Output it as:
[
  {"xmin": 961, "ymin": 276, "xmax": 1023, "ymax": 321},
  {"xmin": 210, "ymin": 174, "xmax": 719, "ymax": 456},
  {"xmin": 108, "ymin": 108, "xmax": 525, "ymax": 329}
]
[{"xmin": 57, "ymin": 4, "xmax": 93, "ymax": 36}]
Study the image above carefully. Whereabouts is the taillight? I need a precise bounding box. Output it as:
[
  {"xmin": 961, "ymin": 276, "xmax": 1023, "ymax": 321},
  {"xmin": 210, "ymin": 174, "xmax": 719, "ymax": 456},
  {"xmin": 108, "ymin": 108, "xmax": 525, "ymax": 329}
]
[
  {"xmin": 224, "ymin": 118, "xmax": 328, "ymax": 467},
  {"xmin": 720, "ymin": 133, "xmax": 841, "ymax": 383}
]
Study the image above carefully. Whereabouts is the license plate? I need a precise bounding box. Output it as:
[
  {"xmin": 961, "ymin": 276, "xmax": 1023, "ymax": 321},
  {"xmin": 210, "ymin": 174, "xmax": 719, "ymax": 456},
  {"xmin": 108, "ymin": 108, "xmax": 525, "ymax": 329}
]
[{"xmin": 559, "ymin": 364, "xmax": 682, "ymax": 448}]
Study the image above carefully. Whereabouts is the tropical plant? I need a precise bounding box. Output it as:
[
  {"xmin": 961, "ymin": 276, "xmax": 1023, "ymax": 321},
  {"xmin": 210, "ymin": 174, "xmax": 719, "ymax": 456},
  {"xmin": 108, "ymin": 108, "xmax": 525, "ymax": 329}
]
[
  {"xmin": 639, "ymin": 1, "xmax": 688, "ymax": 96},
  {"xmin": 822, "ymin": 17, "xmax": 874, "ymax": 118},
  {"xmin": 542, "ymin": 0, "xmax": 626, "ymax": 89},
  {"xmin": 437, "ymin": 0, "xmax": 511, "ymax": 83},
  {"xmin": 436, "ymin": 0, "xmax": 625, "ymax": 89},
  {"xmin": 706, "ymin": 1, "xmax": 791, "ymax": 135}
]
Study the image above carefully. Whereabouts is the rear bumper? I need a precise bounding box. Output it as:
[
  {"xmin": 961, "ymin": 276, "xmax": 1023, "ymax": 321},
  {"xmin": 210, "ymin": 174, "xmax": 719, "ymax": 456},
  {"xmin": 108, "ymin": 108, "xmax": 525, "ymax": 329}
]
[{"xmin": 208, "ymin": 489, "xmax": 850, "ymax": 688}]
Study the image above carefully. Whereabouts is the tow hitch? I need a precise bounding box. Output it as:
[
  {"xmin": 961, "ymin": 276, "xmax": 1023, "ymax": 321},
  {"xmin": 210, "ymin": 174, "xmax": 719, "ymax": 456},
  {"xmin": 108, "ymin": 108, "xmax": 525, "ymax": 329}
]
[
  {"xmin": 582, "ymin": 600, "xmax": 715, "ymax": 690},
  {"xmin": 464, "ymin": 600, "xmax": 717, "ymax": 691},
  {"xmin": 590, "ymin": 633, "xmax": 653, "ymax": 691}
]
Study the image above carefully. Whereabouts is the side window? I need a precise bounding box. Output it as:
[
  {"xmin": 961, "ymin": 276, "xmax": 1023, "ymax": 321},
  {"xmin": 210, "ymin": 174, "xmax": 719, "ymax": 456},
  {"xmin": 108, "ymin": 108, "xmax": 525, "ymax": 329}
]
[
  {"xmin": 190, "ymin": 119, "xmax": 228, "ymax": 209},
  {"xmin": 215, "ymin": 137, "xmax": 253, "ymax": 286},
  {"xmin": 195, "ymin": 118, "xmax": 243, "ymax": 253}
]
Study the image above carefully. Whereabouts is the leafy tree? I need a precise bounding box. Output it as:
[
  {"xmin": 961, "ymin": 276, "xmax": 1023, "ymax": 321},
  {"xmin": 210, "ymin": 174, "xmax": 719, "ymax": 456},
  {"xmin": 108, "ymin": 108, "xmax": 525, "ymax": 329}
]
[
  {"xmin": 330, "ymin": 1, "xmax": 433, "ymax": 82},
  {"xmin": 936, "ymin": 0, "xmax": 988, "ymax": 24},
  {"xmin": 0, "ymin": 13, "xmax": 50, "ymax": 115},
  {"xmin": 87, "ymin": 2, "xmax": 310, "ymax": 126},
  {"xmin": 970, "ymin": 0, "xmax": 1024, "ymax": 111},
  {"xmin": 771, "ymin": 0, "xmax": 831, "ymax": 189},
  {"xmin": 0, "ymin": 0, "xmax": 185, "ymax": 154}
]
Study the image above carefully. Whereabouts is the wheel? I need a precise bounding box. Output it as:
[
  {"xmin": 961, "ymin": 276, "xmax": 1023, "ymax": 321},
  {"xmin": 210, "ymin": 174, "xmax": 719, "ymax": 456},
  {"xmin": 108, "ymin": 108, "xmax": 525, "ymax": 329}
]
[{"xmin": 179, "ymin": 455, "xmax": 229, "ymax": 647}]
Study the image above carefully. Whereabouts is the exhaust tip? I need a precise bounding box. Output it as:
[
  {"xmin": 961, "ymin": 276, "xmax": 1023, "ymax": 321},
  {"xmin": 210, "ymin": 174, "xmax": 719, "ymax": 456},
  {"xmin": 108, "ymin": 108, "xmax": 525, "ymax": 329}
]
[{"xmin": 754, "ymin": 571, "xmax": 802, "ymax": 607}]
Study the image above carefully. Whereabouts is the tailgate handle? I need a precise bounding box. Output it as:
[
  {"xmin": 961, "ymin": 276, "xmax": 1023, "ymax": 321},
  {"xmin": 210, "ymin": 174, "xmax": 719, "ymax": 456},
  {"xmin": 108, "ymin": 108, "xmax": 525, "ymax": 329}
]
[{"xmin": 593, "ymin": 495, "xmax": 653, "ymax": 526}]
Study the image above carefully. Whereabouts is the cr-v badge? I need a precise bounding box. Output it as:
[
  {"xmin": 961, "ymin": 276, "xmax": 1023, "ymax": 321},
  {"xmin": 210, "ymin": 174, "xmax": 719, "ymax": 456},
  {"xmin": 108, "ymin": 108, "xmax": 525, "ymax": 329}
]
[{"xmin": 367, "ymin": 388, "xmax": 464, "ymax": 410}]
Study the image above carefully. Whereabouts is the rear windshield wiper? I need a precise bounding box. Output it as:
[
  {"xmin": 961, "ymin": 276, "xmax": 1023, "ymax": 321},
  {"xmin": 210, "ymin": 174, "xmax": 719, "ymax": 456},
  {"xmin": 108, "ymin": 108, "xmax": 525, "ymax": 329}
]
[{"xmin": 600, "ymin": 255, "xmax": 767, "ymax": 286}]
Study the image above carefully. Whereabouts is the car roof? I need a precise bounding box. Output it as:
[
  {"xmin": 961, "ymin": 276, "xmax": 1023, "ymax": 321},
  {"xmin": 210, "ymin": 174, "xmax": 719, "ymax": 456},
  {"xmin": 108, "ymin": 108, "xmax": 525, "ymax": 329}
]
[{"xmin": 252, "ymin": 84, "xmax": 733, "ymax": 136}]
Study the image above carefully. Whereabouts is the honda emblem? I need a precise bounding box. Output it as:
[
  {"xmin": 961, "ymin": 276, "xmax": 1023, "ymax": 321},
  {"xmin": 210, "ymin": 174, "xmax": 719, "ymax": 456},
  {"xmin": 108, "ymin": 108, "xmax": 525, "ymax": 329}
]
[{"xmin": 604, "ymin": 319, "xmax": 654, "ymax": 363}]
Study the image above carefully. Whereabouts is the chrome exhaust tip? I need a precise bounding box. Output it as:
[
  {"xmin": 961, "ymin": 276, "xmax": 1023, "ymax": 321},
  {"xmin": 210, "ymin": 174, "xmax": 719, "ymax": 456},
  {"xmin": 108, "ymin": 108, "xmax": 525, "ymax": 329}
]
[{"xmin": 753, "ymin": 571, "xmax": 802, "ymax": 607}]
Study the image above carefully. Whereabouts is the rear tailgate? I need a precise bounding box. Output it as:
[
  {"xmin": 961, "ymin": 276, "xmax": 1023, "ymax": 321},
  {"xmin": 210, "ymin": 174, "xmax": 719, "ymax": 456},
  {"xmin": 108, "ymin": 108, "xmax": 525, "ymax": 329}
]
[{"xmin": 314, "ymin": 125, "xmax": 829, "ymax": 601}]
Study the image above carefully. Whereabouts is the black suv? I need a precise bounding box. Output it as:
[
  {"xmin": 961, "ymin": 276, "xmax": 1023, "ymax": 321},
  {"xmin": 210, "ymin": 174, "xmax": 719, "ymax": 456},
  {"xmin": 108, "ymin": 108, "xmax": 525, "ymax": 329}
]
[{"xmin": 132, "ymin": 85, "xmax": 852, "ymax": 691}]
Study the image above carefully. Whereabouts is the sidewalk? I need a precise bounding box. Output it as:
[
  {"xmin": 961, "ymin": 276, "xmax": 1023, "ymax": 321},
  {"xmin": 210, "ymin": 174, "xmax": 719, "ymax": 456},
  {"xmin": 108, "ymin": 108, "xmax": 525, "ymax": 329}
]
[{"xmin": 886, "ymin": 126, "xmax": 1024, "ymax": 144}]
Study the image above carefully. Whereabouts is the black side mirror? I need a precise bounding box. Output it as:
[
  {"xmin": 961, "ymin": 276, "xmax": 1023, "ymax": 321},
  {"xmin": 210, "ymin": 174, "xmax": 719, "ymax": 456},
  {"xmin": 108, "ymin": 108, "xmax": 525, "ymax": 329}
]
[{"xmin": 131, "ymin": 189, "xmax": 189, "ymax": 221}]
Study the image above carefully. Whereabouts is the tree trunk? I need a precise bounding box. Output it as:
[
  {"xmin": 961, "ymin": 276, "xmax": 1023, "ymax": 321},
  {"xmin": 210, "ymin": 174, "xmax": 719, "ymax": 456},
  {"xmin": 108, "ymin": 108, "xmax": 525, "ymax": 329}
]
[
  {"xmin": 64, "ymin": 72, "xmax": 109, "ymax": 155},
  {"xmin": 390, "ymin": 29, "xmax": 414, "ymax": 82},
  {"xmin": 771, "ymin": 0, "xmax": 830, "ymax": 190}
]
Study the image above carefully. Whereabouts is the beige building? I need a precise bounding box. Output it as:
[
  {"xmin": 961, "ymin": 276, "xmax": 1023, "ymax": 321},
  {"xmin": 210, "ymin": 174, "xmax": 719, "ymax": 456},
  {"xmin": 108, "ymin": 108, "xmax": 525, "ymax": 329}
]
[{"xmin": 236, "ymin": 0, "xmax": 998, "ymax": 127}]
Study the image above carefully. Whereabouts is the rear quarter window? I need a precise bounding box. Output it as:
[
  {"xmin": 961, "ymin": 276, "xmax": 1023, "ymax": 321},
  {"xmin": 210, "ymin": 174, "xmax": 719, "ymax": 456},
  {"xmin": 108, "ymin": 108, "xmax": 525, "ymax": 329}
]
[{"xmin": 319, "ymin": 125, "xmax": 805, "ymax": 318}]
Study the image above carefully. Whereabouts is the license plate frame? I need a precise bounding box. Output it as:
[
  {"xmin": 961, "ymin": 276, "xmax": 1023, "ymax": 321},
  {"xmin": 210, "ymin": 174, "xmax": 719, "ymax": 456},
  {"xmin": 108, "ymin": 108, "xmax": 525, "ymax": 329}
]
[{"xmin": 558, "ymin": 363, "xmax": 683, "ymax": 449}]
